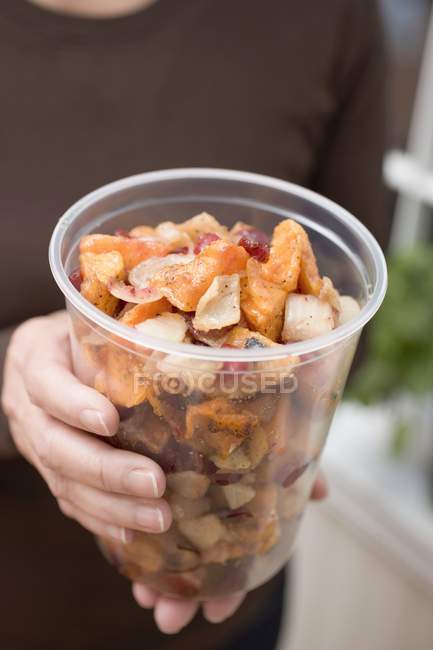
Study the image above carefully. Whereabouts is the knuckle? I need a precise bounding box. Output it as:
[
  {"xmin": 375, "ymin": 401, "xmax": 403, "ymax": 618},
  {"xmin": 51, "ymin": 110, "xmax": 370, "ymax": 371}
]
[
  {"xmin": 57, "ymin": 498, "xmax": 74, "ymax": 519},
  {"xmin": 33, "ymin": 426, "xmax": 55, "ymax": 469},
  {"xmin": 25, "ymin": 364, "xmax": 54, "ymax": 409},
  {"xmin": 49, "ymin": 473, "xmax": 68, "ymax": 500},
  {"xmin": 1, "ymin": 388, "xmax": 16, "ymax": 421},
  {"xmin": 96, "ymin": 454, "xmax": 113, "ymax": 493}
]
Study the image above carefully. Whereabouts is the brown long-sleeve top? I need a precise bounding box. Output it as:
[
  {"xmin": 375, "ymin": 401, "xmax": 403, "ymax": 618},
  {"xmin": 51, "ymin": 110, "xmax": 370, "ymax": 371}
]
[{"xmin": 0, "ymin": 0, "xmax": 389, "ymax": 648}]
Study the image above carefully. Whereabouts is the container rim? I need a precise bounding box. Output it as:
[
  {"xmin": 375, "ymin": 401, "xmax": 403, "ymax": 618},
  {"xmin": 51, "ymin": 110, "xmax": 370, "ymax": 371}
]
[{"xmin": 49, "ymin": 168, "xmax": 387, "ymax": 362}]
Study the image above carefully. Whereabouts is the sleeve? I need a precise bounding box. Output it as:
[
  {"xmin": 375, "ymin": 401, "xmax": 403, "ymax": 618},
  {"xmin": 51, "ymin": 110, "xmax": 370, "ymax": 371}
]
[
  {"xmin": 0, "ymin": 326, "xmax": 18, "ymax": 458},
  {"xmin": 311, "ymin": 0, "xmax": 392, "ymax": 250}
]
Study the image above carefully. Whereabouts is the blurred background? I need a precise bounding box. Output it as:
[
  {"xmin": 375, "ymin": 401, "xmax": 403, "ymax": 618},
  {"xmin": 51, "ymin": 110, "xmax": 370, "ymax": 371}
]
[{"xmin": 279, "ymin": 2, "xmax": 433, "ymax": 648}]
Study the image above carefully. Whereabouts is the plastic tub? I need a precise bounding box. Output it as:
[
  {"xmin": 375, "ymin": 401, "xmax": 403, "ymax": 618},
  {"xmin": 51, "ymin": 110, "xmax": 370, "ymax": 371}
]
[{"xmin": 49, "ymin": 168, "xmax": 387, "ymax": 599}]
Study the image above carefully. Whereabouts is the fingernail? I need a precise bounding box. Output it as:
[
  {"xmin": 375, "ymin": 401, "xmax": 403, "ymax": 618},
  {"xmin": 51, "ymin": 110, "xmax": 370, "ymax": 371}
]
[
  {"xmin": 206, "ymin": 615, "xmax": 227, "ymax": 624},
  {"xmin": 127, "ymin": 469, "xmax": 159, "ymax": 497},
  {"xmin": 80, "ymin": 409, "xmax": 111, "ymax": 436},
  {"xmin": 107, "ymin": 526, "xmax": 134, "ymax": 544},
  {"xmin": 120, "ymin": 528, "xmax": 135, "ymax": 544},
  {"xmin": 136, "ymin": 506, "xmax": 165, "ymax": 532}
]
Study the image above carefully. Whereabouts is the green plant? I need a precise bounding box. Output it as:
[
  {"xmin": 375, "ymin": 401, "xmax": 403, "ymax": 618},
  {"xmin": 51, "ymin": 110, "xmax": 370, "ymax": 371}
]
[{"xmin": 350, "ymin": 245, "xmax": 433, "ymax": 404}]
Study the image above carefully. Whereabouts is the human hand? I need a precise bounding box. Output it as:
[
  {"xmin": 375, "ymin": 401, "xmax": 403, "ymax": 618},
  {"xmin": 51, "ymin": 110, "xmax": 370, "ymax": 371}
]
[
  {"xmin": 1, "ymin": 311, "xmax": 329, "ymax": 635},
  {"xmin": 1, "ymin": 311, "xmax": 171, "ymax": 543},
  {"xmin": 132, "ymin": 473, "xmax": 329, "ymax": 633}
]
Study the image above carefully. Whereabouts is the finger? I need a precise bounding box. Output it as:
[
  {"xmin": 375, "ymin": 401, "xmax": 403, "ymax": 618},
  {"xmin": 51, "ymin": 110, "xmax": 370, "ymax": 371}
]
[
  {"xmin": 57, "ymin": 498, "xmax": 135, "ymax": 544},
  {"xmin": 52, "ymin": 479, "xmax": 172, "ymax": 533},
  {"xmin": 25, "ymin": 358, "xmax": 119, "ymax": 437},
  {"xmin": 132, "ymin": 583, "xmax": 158, "ymax": 609},
  {"xmin": 203, "ymin": 592, "xmax": 246, "ymax": 624},
  {"xmin": 154, "ymin": 596, "xmax": 199, "ymax": 635},
  {"xmin": 30, "ymin": 409, "xmax": 166, "ymax": 498},
  {"xmin": 310, "ymin": 473, "xmax": 329, "ymax": 500}
]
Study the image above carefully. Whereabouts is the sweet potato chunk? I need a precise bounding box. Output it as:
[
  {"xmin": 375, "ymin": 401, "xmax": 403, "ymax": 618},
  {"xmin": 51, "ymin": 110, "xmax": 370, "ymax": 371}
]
[
  {"xmin": 80, "ymin": 251, "xmax": 125, "ymax": 315},
  {"xmin": 185, "ymin": 397, "xmax": 258, "ymax": 458},
  {"xmin": 179, "ymin": 212, "xmax": 229, "ymax": 242},
  {"xmin": 151, "ymin": 240, "xmax": 249, "ymax": 311},
  {"xmin": 80, "ymin": 234, "xmax": 168, "ymax": 270},
  {"xmin": 94, "ymin": 346, "xmax": 149, "ymax": 407},
  {"xmin": 260, "ymin": 219, "xmax": 303, "ymax": 290},
  {"xmin": 240, "ymin": 259, "xmax": 287, "ymax": 341},
  {"xmin": 167, "ymin": 471, "xmax": 210, "ymax": 499},
  {"xmin": 128, "ymin": 225, "xmax": 155, "ymax": 238},
  {"xmin": 298, "ymin": 229, "xmax": 323, "ymax": 296},
  {"xmin": 118, "ymin": 298, "xmax": 171, "ymax": 327}
]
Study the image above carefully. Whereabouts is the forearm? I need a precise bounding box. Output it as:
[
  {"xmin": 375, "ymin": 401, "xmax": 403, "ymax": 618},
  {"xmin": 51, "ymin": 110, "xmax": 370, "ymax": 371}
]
[{"xmin": 0, "ymin": 326, "xmax": 18, "ymax": 459}]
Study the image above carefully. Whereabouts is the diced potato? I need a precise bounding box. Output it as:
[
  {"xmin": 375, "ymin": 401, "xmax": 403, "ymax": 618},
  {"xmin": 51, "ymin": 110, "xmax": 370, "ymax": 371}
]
[
  {"xmin": 151, "ymin": 240, "xmax": 249, "ymax": 311},
  {"xmin": 164, "ymin": 547, "xmax": 200, "ymax": 572},
  {"xmin": 179, "ymin": 212, "xmax": 229, "ymax": 242},
  {"xmin": 136, "ymin": 312, "xmax": 188, "ymax": 342},
  {"xmin": 155, "ymin": 221, "xmax": 193, "ymax": 251},
  {"xmin": 186, "ymin": 398, "xmax": 258, "ymax": 458},
  {"xmin": 260, "ymin": 219, "xmax": 303, "ymax": 291},
  {"xmin": 80, "ymin": 251, "xmax": 125, "ymax": 316},
  {"xmin": 118, "ymin": 298, "xmax": 171, "ymax": 327},
  {"xmin": 192, "ymin": 274, "xmax": 241, "ymax": 332},
  {"xmin": 257, "ymin": 518, "xmax": 280, "ymax": 554},
  {"xmin": 166, "ymin": 471, "xmax": 210, "ymax": 499},
  {"xmin": 249, "ymin": 484, "xmax": 278, "ymax": 517},
  {"xmin": 298, "ymin": 229, "xmax": 323, "ymax": 296},
  {"xmin": 169, "ymin": 494, "xmax": 211, "ymax": 522},
  {"xmin": 156, "ymin": 354, "xmax": 223, "ymax": 396},
  {"xmin": 80, "ymin": 233, "xmax": 168, "ymax": 270},
  {"xmin": 282, "ymin": 293, "xmax": 334, "ymax": 342},
  {"xmin": 224, "ymin": 326, "xmax": 276, "ymax": 349},
  {"xmin": 247, "ymin": 426, "xmax": 269, "ymax": 468},
  {"xmin": 319, "ymin": 276, "xmax": 341, "ymax": 314},
  {"xmin": 201, "ymin": 540, "xmax": 246, "ymax": 564},
  {"xmin": 178, "ymin": 514, "xmax": 225, "ymax": 551},
  {"xmin": 211, "ymin": 446, "xmax": 252, "ymax": 472},
  {"xmin": 241, "ymin": 259, "xmax": 287, "ymax": 341},
  {"xmin": 339, "ymin": 295, "xmax": 361, "ymax": 325},
  {"xmin": 81, "ymin": 278, "xmax": 119, "ymax": 316},
  {"xmin": 222, "ymin": 483, "xmax": 256, "ymax": 510},
  {"xmin": 80, "ymin": 251, "xmax": 125, "ymax": 285}
]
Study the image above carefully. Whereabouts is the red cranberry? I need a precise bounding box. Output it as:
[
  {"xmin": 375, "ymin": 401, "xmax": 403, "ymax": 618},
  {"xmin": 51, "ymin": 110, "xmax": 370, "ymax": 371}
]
[
  {"xmin": 213, "ymin": 472, "xmax": 243, "ymax": 486},
  {"xmin": 238, "ymin": 234, "xmax": 270, "ymax": 262},
  {"xmin": 275, "ymin": 461, "xmax": 310, "ymax": 488},
  {"xmin": 68, "ymin": 268, "xmax": 82, "ymax": 291},
  {"xmin": 236, "ymin": 227, "xmax": 270, "ymax": 246},
  {"xmin": 171, "ymin": 246, "xmax": 190, "ymax": 254},
  {"xmin": 194, "ymin": 232, "xmax": 220, "ymax": 254}
]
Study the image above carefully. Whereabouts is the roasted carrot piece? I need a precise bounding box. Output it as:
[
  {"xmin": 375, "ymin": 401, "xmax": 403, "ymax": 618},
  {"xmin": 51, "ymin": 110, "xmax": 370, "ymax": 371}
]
[
  {"xmin": 298, "ymin": 229, "xmax": 323, "ymax": 296},
  {"xmin": 118, "ymin": 298, "xmax": 171, "ymax": 327},
  {"xmin": 151, "ymin": 240, "xmax": 249, "ymax": 311},
  {"xmin": 80, "ymin": 234, "xmax": 168, "ymax": 271},
  {"xmin": 240, "ymin": 258, "xmax": 287, "ymax": 341},
  {"xmin": 260, "ymin": 219, "xmax": 303, "ymax": 291}
]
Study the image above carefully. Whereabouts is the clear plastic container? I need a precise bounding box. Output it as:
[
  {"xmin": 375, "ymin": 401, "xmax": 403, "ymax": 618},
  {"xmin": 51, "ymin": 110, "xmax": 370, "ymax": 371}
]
[{"xmin": 49, "ymin": 168, "xmax": 387, "ymax": 599}]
